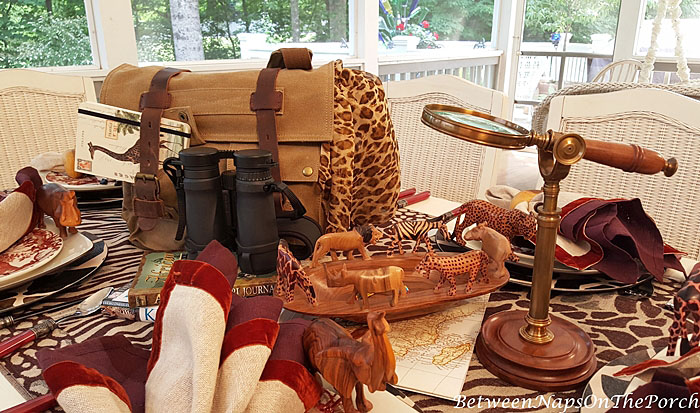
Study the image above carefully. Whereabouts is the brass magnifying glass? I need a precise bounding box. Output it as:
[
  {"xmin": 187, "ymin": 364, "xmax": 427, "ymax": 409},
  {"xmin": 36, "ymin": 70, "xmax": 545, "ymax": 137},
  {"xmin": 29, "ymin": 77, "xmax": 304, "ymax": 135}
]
[{"xmin": 422, "ymin": 104, "xmax": 677, "ymax": 391}]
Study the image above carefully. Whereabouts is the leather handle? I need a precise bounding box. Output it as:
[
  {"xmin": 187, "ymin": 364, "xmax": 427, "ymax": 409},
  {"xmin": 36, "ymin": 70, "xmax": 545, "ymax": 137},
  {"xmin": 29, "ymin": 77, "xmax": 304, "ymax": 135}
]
[
  {"xmin": 583, "ymin": 139, "xmax": 678, "ymax": 177},
  {"xmin": 267, "ymin": 48, "xmax": 313, "ymax": 70},
  {"xmin": 2, "ymin": 394, "xmax": 57, "ymax": 413}
]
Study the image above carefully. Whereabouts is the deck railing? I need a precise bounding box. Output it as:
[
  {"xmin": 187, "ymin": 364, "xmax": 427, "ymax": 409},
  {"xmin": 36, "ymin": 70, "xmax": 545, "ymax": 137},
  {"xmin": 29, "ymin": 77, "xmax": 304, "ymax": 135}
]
[{"xmin": 377, "ymin": 49, "xmax": 502, "ymax": 89}]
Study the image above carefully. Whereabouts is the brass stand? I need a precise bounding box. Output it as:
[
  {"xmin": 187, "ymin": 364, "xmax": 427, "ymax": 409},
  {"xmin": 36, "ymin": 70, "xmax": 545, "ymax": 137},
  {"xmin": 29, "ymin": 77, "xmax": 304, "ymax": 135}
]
[
  {"xmin": 420, "ymin": 104, "xmax": 678, "ymax": 392},
  {"xmin": 475, "ymin": 134, "xmax": 598, "ymax": 390}
]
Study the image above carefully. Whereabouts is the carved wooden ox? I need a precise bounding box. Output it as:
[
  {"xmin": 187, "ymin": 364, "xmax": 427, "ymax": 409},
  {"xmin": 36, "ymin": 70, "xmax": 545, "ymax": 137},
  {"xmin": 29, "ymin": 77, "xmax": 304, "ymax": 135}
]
[
  {"xmin": 463, "ymin": 222, "xmax": 517, "ymax": 280},
  {"xmin": 303, "ymin": 311, "xmax": 398, "ymax": 413},
  {"xmin": 310, "ymin": 225, "xmax": 383, "ymax": 268},
  {"xmin": 36, "ymin": 183, "xmax": 81, "ymax": 237},
  {"xmin": 326, "ymin": 264, "xmax": 406, "ymax": 309}
]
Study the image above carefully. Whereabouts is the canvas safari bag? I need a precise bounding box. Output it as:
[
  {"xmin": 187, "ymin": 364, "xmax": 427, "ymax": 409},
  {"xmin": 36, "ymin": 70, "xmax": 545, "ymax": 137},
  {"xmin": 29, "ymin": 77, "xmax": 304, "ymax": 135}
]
[{"xmin": 100, "ymin": 48, "xmax": 401, "ymax": 251}]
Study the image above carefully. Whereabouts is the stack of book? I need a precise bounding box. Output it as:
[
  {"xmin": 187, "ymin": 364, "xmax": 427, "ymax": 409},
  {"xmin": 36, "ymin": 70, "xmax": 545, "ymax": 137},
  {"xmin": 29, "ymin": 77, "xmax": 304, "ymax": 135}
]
[{"xmin": 101, "ymin": 251, "xmax": 278, "ymax": 322}]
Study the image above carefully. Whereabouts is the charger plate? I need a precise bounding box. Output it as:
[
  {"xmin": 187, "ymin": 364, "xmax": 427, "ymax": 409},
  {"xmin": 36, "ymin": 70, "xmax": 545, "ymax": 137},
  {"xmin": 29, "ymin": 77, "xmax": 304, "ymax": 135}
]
[
  {"xmin": 0, "ymin": 234, "xmax": 106, "ymax": 313},
  {"xmin": 581, "ymin": 347, "xmax": 660, "ymax": 413},
  {"xmin": 282, "ymin": 254, "xmax": 508, "ymax": 323},
  {"xmin": 0, "ymin": 219, "xmax": 93, "ymax": 291}
]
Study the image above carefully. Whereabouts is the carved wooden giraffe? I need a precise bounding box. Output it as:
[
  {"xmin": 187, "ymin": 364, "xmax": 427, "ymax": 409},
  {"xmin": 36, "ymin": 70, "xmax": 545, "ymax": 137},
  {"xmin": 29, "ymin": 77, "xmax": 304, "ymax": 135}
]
[
  {"xmin": 414, "ymin": 249, "xmax": 489, "ymax": 296},
  {"xmin": 276, "ymin": 240, "xmax": 317, "ymax": 305},
  {"xmin": 451, "ymin": 200, "xmax": 537, "ymax": 246},
  {"xmin": 667, "ymin": 263, "xmax": 700, "ymax": 356}
]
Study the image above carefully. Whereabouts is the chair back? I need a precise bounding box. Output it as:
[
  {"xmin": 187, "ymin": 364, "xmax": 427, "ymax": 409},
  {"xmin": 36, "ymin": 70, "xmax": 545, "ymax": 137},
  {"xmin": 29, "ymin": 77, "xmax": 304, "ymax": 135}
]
[
  {"xmin": 592, "ymin": 59, "xmax": 642, "ymax": 83},
  {"xmin": 0, "ymin": 69, "xmax": 96, "ymax": 189},
  {"xmin": 547, "ymin": 88, "xmax": 700, "ymax": 259},
  {"xmin": 386, "ymin": 75, "xmax": 512, "ymax": 202}
]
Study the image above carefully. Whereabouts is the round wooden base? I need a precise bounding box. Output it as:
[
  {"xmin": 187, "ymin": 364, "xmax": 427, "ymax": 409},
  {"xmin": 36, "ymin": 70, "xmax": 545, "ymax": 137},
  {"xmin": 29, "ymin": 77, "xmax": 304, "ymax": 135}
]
[{"xmin": 475, "ymin": 310, "xmax": 597, "ymax": 391}]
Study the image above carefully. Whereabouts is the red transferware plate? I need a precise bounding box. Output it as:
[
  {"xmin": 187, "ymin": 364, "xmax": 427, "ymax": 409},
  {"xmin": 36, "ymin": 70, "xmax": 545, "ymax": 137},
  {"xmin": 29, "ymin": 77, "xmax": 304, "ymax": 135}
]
[{"xmin": 0, "ymin": 229, "xmax": 63, "ymax": 277}]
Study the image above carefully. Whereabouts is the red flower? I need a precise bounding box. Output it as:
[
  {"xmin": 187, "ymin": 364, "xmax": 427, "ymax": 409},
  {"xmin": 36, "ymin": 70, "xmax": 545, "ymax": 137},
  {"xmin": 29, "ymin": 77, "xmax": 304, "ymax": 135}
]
[
  {"xmin": 396, "ymin": 22, "xmax": 405, "ymax": 31},
  {"xmin": 422, "ymin": 20, "xmax": 430, "ymax": 29},
  {"xmin": 433, "ymin": 32, "xmax": 439, "ymax": 40}
]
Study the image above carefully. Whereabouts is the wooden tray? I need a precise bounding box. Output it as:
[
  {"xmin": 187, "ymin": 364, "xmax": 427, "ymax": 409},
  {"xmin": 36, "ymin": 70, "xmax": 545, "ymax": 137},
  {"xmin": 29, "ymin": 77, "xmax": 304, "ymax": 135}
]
[{"xmin": 283, "ymin": 253, "xmax": 509, "ymax": 322}]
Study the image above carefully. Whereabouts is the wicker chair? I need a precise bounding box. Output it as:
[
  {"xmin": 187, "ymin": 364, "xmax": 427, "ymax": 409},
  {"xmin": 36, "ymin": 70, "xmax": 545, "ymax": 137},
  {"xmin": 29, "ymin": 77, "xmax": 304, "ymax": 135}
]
[
  {"xmin": 385, "ymin": 75, "xmax": 512, "ymax": 202},
  {"xmin": 0, "ymin": 69, "xmax": 96, "ymax": 189},
  {"xmin": 546, "ymin": 88, "xmax": 700, "ymax": 259},
  {"xmin": 591, "ymin": 59, "xmax": 642, "ymax": 83}
]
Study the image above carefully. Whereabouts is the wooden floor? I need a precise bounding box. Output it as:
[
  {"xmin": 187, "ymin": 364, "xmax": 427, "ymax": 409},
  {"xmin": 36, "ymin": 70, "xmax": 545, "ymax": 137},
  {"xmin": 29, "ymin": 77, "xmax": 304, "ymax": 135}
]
[{"xmin": 495, "ymin": 149, "xmax": 540, "ymax": 190}]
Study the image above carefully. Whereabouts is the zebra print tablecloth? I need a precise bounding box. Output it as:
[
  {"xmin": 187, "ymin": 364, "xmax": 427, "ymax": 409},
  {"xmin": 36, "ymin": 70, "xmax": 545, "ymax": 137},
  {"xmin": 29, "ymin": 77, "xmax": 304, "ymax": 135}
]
[{"xmin": 0, "ymin": 207, "xmax": 681, "ymax": 412}]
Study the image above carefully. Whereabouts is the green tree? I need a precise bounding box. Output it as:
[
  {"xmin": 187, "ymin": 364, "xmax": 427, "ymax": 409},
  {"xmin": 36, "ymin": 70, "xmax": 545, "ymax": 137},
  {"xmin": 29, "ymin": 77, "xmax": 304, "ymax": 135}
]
[
  {"xmin": 523, "ymin": 0, "xmax": 621, "ymax": 45},
  {"xmin": 0, "ymin": 0, "xmax": 92, "ymax": 68},
  {"xmin": 421, "ymin": 0, "xmax": 493, "ymax": 42}
]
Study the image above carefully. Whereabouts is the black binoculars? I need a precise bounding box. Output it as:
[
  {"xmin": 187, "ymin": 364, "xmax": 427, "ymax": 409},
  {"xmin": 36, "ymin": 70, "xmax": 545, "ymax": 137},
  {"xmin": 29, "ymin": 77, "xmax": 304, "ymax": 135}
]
[{"xmin": 164, "ymin": 147, "xmax": 321, "ymax": 274}]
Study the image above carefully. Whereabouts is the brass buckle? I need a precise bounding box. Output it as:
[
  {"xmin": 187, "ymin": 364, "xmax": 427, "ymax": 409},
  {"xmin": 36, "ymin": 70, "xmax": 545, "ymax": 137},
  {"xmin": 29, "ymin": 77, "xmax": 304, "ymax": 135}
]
[{"xmin": 135, "ymin": 173, "xmax": 157, "ymax": 182}]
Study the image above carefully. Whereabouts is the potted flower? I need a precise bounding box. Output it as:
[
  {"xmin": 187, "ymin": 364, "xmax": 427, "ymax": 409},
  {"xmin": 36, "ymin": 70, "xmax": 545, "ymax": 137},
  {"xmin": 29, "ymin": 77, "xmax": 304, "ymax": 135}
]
[{"xmin": 379, "ymin": 0, "xmax": 440, "ymax": 50}]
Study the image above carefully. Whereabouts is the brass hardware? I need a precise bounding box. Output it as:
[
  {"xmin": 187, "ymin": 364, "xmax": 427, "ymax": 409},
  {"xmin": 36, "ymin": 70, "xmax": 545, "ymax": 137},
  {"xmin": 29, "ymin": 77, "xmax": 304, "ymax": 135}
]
[
  {"xmin": 520, "ymin": 314, "xmax": 554, "ymax": 344},
  {"xmin": 178, "ymin": 111, "xmax": 189, "ymax": 122},
  {"xmin": 302, "ymin": 167, "xmax": 313, "ymax": 177},
  {"xmin": 664, "ymin": 158, "xmax": 678, "ymax": 177}
]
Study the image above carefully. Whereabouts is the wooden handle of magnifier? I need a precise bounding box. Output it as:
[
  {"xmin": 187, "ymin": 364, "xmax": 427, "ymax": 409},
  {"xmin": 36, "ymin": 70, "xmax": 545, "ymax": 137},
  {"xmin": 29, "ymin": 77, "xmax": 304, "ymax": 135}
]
[{"xmin": 583, "ymin": 139, "xmax": 678, "ymax": 177}]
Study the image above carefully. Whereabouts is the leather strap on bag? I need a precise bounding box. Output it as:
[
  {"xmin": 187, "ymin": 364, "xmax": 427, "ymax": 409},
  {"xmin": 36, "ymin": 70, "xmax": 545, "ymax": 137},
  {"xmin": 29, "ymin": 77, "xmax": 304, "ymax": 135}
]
[
  {"xmin": 251, "ymin": 48, "xmax": 313, "ymax": 211},
  {"xmin": 250, "ymin": 67, "xmax": 283, "ymax": 183},
  {"xmin": 134, "ymin": 67, "xmax": 187, "ymax": 231},
  {"xmin": 267, "ymin": 48, "xmax": 313, "ymax": 70}
]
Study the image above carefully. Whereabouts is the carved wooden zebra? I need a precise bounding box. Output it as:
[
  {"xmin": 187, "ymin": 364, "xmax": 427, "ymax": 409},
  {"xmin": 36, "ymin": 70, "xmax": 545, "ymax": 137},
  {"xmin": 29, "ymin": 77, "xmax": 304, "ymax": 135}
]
[{"xmin": 386, "ymin": 219, "xmax": 449, "ymax": 256}]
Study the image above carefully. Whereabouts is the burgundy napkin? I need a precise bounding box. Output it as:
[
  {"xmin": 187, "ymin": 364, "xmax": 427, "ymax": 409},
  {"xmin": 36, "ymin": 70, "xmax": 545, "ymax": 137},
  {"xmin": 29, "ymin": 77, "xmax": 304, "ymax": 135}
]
[
  {"xmin": 37, "ymin": 335, "xmax": 150, "ymax": 412},
  {"xmin": 556, "ymin": 198, "xmax": 685, "ymax": 283},
  {"xmin": 607, "ymin": 369, "xmax": 699, "ymax": 412}
]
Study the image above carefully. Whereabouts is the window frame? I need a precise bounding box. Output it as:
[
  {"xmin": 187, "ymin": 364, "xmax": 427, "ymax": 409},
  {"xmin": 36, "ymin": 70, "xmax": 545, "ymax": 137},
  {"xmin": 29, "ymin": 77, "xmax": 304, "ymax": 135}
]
[
  {"xmin": 22, "ymin": 0, "xmax": 368, "ymax": 80},
  {"xmin": 615, "ymin": 0, "xmax": 700, "ymax": 71}
]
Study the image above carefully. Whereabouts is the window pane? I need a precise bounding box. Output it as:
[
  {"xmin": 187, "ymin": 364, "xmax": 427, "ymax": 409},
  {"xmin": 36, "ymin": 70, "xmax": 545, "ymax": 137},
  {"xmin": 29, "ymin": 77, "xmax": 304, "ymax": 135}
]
[
  {"xmin": 132, "ymin": 0, "xmax": 351, "ymax": 63},
  {"xmin": 0, "ymin": 0, "xmax": 94, "ymax": 68},
  {"xmin": 378, "ymin": 0, "xmax": 494, "ymax": 54},
  {"xmin": 636, "ymin": 0, "xmax": 700, "ymax": 58},
  {"xmin": 517, "ymin": 0, "xmax": 621, "ymax": 102}
]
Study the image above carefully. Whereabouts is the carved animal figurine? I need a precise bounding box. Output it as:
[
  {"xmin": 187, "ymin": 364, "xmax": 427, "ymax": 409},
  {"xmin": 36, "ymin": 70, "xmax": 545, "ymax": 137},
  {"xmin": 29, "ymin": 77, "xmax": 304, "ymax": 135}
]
[
  {"xmin": 451, "ymin": 200, "xmax": 537, "ymax": 246},
  {"xmin": 87, "ymin": 140, "xmax": 169, "ymax": 164},
  {"xmin": 310, "ymin": 225, "xmax": 383, "ymax": 268},
  {"xmin": 303, "ymin": 311, "xmax": 398, "ymax": 413},
  {"xmin": 326, "ymin": 264, "xmax": 406, "ymax": 309},
  {"xmin": 464, "ymin": 222, "xmax": 517, "ymax": 280},
  {"xmin": 276, "ymin": 240, "xmax": 316, "ymax": 305},
  {"xmin": 667, "ymin": 263, "xmax": 700, "ymax": 356},
  {"xmin": 415, "ymin": 250, "xmax": 489, "ymax": 296},
  {"xmin": 386, "ymin": 219, "xmax": 450, "ymax": 255},
  {"xmin": 36, "ymin": 183, "xmax": 81, "ymax": 237}
]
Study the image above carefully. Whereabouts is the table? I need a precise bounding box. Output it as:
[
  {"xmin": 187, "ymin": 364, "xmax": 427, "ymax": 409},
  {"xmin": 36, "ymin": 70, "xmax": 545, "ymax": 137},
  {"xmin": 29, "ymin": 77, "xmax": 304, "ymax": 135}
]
[{"xmin": 0, "ymin": 199, "xmax": 692, "ymax": 412}]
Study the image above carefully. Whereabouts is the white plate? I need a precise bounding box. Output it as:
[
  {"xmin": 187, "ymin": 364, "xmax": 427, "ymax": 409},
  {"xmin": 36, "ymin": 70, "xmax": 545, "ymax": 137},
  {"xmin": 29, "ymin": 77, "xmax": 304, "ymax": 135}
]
[
  {"xmin": 40, "ymin": 170, "xmax": 119, "ymax": 192},
  {"xmin": 0, "ymin": 229, "xmax": 62, "ymax": 278},
  {"xmin": 0, "ymin": 219, "xmax": 93, "ymax": 291}
]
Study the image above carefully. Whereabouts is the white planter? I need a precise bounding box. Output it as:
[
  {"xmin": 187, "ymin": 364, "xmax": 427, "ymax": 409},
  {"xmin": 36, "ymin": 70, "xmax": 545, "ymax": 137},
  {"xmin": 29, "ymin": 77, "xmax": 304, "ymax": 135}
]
[{"xmin": 393, "ymin": 35, "xmax": 420, "ymax": 50}]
